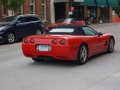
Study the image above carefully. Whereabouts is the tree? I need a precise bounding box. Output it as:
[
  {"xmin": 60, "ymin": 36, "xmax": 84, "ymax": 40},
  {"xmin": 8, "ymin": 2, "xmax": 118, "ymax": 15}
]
[{"xmin": 0, "ymin": 0, "xmax": 25, "ymax": 15}]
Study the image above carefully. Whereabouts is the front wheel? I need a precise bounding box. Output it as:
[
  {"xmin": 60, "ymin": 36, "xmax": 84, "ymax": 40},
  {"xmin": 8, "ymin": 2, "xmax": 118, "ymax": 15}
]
[
  {"xmin": 6, "ymin": 32, "xmax": 15, "ymax": 44},
  {"xmin": 76, "ymin": 45, "xmax": 88, "ymax": 65}
]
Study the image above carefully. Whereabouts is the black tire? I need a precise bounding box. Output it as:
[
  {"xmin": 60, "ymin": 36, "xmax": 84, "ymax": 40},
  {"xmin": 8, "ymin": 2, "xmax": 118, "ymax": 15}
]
[
  {"xmin": 32, "ymin": 57, "xmax": 45, "ymax": 62},
  {"xmin": 36, "ymin": 29, "xmax": 42, "ymax": 35},
  {"xmin": 6, "ymin": 32, "xmax": 15, "ymax": 44},
  {"xmin": 32, "ymin": 58, "xmax": 40, "ymax": 62},
  {"xmin": 76, "ymin": 44, "xmax": 88, "ymax": 65},
  {"xmin": 107, "ymin": 38, "xmax": 114, "ymax": 53}
]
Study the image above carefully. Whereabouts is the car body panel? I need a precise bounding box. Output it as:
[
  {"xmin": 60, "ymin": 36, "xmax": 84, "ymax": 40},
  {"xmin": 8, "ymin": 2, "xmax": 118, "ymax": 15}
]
[
  {"xmin": 22, "ymin": 31, "xmax": 113, "ymax": 61},
  {"xmin": 0, "ymin": 15, "xmax": 44, "ymax": 43}
]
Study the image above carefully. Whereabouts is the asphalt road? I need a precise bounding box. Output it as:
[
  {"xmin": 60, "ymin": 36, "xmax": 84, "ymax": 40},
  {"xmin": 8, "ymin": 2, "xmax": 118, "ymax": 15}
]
[{"xmin": 0, "ymin": 24, "xmax": 120, "ymax": 90}]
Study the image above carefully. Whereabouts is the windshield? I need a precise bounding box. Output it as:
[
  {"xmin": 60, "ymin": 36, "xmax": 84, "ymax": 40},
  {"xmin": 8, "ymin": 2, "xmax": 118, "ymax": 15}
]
[
  {"xmin": 0, "ymin": 16, "xmax": 16, "ymax": 23},
  {"xmin": 48, "ymin": 28, "xmax": 74, "ymax": 34}
]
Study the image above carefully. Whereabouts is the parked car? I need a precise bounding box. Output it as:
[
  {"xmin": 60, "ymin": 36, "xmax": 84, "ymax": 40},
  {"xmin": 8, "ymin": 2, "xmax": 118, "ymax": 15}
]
[
  {"xmin": 46, "ymin": 18, "xmax": 85, "ymax": 31},
  {"xmin": 0, "ymin": 14, "xmax": 45, "ymax": 43},
  {"xmin": 22, "ymin": 25, "xmax": 115, "ymax": 65}
]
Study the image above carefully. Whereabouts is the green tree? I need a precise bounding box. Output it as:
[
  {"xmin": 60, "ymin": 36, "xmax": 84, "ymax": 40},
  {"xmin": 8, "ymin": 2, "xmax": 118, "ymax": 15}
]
[{"xmin": 0, "ymin": 0, "xmax": 25, "ymax": 15}]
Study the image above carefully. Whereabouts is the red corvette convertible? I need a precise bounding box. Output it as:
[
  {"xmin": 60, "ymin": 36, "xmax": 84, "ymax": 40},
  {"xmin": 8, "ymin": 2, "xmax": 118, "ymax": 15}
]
[
  {"xmin": 22, "ymin": 25, "xmax": 115, "ymax": 65},
  {"xmin": 46, "ymin": 18, "xmax": 85, "ymax": 31}
]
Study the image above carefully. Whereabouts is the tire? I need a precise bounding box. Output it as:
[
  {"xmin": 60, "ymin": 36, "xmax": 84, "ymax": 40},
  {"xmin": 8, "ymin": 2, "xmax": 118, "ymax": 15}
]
[
  {"xmin": 76, "ymin": 44, "xmax": 88, "ymax": 65},
  {"xmin": 36, "ymin": 29, "xmax": 42, "ymax": 35},
  {"xmin": 107, "ymin": 38, "xmax": 114, "ymax": 53},
  {"xmin": 6, "ymin": 32, "xmax": 15, "ymax": 44},
  {"xmin": 32, "ymin": 57, "xmax": 45, "ymax": 62},
  {"xmin": 32, "ymin": 58, "xmax": 40, "ymax": 62}
]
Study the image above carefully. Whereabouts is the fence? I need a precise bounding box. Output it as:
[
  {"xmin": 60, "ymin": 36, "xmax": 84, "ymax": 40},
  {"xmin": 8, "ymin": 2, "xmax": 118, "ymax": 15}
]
[{"xmin": 112, "ymin": 15, "xmax": 120, "ymax": 23}]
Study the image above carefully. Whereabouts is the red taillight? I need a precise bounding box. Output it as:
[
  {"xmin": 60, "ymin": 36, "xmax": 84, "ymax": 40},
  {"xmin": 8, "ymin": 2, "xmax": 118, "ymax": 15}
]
[
  {"xmin": 30, "ymin": 38, "xmax": 35, "ymax": 43},
  {"xmin": 52, "ymin": 39, "xmax": 58, "ymax": 44},
  {"xmin": 24, "ymin": 38, "xmax": 28, "ymax": 43},
  {"xmin": 59, "ymin": 39, "xmax": 66, "ymax": 45}
]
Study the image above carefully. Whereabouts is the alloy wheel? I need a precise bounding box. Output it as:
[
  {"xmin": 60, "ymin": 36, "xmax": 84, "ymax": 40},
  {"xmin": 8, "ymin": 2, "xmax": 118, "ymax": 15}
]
[
  {"xmin": 7, "ymin": 32, "xmax": 15, "ymax": 44},
  {"xmin": 108, "ymin": 38, "xmax": 114, "ymax": 53},
  {"xmin": 77, "ymin": 45, "xmax": 88, "ymax": 65}
]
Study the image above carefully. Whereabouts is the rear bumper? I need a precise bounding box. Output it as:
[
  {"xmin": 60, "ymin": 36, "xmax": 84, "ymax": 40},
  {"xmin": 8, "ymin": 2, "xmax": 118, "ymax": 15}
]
[{"xmin": 22, "ymin": 43, "xmax": 78, "ymax": 61}]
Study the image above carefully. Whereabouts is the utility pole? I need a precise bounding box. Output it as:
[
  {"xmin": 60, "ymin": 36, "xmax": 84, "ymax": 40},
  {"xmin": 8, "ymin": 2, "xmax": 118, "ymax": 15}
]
[{"xmin": 69, "ymin": 0, "xmax": 74, "ymax": 7}]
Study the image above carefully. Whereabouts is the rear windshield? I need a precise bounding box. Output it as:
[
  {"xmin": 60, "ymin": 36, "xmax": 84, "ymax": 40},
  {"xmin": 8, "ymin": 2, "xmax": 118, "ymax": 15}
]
[{"xmin": 48, "ymin": 28, "xmax": 74, "ymax": 34}]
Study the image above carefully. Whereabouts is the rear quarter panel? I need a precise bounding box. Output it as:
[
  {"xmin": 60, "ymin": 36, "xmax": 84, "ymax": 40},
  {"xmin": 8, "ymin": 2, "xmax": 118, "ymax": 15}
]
[
  {"xmin": 68, "ymin": 36, "xmax": 90, "ymax": 59},
  {"xmin": 67, "ymin": 34, "xmax": 114, "ymax": 58}
]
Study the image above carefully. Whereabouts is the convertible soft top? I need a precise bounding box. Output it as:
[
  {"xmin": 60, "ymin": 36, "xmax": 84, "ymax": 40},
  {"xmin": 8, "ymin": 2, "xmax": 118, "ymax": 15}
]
[{"xmin": 52, "ymin": 25, "xmax": 88, "ymax": 29}]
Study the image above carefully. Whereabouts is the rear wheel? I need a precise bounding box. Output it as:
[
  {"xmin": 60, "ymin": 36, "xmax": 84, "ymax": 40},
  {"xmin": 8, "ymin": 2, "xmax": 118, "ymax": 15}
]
[
  {"xmin": 32, "ymin": 57, "xmax": 45, "ymax": 62},
  {"xmin": 6, "ymin": 32, "xmax": 15, "ymax": 44},
  {"xmin": 76, "ymin": 44, "xmax": 88, "ymax": 65},
  {"xmin": 107, "ymin": 38, "xmax": 114, "ymax": 53}
]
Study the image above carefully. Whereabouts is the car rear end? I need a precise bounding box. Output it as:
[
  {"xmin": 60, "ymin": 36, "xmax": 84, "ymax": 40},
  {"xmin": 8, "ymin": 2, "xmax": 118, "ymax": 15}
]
[{"xmin": 22, "ymin": 35, "xmax": 77, "ymax": 61}]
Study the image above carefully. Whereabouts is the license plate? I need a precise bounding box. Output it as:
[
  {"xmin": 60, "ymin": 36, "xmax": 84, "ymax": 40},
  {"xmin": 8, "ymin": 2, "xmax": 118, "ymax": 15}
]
[{"xmin": 37, "ymin": 45, "xmax": 51, "ymax": 51}]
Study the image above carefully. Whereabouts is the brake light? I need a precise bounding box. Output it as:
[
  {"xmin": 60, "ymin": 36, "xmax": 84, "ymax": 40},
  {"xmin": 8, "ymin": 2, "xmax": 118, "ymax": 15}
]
[
  {"xmin": 30, "ymin": 38, "xmax": 35, "ymax": 44},
  {"xmin": 52, "ymin": 39, "xmax": 58, "ymax": 44},
  {"xmin": 59, "ymin": 39, "xmax": 66, "ymax": 45}
]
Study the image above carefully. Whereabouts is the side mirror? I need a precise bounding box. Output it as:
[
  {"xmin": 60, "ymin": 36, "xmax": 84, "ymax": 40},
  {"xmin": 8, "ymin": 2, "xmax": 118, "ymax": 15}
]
[{"xmin": 98, "ymin": 32, "xmax": 103, "ymax": 36}]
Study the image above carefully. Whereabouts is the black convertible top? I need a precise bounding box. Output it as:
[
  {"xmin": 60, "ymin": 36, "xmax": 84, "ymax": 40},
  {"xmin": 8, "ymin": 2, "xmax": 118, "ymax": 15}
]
[
  {"xmin": 52, "ymin": 25, "xmax": 88, "ymax": 29},
  {"xmin": 48, "ymin": 25, "xmax": 90, "ymax": 35}
]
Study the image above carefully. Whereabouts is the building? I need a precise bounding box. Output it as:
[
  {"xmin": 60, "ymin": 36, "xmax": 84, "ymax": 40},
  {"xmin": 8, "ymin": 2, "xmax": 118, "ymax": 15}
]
[
  {"xmin": 0, "ymin": 0, "xmax": 51, "ymax": 24},
  {"xmin": 0, "ymin": 0, "xmax": 119, "ymax": 24}
]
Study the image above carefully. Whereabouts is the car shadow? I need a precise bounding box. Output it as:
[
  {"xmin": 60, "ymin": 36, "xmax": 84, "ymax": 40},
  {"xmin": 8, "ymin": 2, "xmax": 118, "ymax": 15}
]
[
  {"xmin": 0, "ymin": 39, "xmax": 22, "ymax": 46},
  {"xmin": 29, "ymin": 60, "xmax": 78, "ymax": 68},
  {"xmin": 87, "ymin": 50, "xmax": 119, "ymax": 63},
  {"xmin": 28, "ymin": 50, "xmax": 118, "ymax": 67}
]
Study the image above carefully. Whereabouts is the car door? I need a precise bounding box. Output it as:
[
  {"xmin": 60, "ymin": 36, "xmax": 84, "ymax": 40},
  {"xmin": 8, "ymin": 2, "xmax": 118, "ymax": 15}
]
[
  {"xmin": 23, "ymin": 16, "xmax": 36, "ymax": 36},
  {"xmin": 27, "ymin": 16, "xmax": 42, "ymax": 35},
  {"xmin": 81, "ymin": 26, "xmax": 104, "ymax": 55},
  {"xmin": 14, "ymin": 17, "xmax": 27, "ymax": 38}
]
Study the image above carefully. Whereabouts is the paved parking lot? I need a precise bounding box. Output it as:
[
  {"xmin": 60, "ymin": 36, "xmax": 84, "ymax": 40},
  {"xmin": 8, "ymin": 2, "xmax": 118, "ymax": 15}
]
[{"xmin": 0, "ymin": 23, "xmax": 120, "ymax": 90}]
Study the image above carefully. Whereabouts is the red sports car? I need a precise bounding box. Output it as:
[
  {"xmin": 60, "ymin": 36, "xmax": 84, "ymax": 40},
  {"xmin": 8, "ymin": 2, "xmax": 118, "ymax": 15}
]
[
  {"xmin": 22, "ymin": 25, "xmax": 115, "ymax": 65},
  {"xmin": 46, "ymin": 18, "xmax": 85, "ymax": 31}
]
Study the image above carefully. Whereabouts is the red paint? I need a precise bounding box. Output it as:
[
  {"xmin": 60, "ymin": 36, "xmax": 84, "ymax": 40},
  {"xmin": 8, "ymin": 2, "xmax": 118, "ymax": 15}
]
[
  {"xmin": 46, "ymin": 18, "xmax": 85, "ymax": 31},
  {"xmin": 22, "ymin": 34, "xmax": 114, "ymax": 61}
]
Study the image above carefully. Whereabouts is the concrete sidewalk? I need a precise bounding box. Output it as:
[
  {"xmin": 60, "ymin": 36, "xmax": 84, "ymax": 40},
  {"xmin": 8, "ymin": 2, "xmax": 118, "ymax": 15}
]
[{"xmin": 89, "ymin": 23, "xmax": 120, "ymax": 28}]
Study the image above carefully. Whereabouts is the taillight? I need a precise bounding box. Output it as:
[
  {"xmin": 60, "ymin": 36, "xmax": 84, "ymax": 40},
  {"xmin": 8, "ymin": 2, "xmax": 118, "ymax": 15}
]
[
  {"xmin": 52, "ymin": 39, "xmax": 58, "ymax": 44},
  {"xmin": 30, "ymin": 38, "xmax": 35, "ymax": 44},
  {"xmin": 24, "ymin": 38, "xmax": 28, "ymax": 43},
  {"xmin": 59, "ymin": 39, "xmax": 66, "ymax": 45}
]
